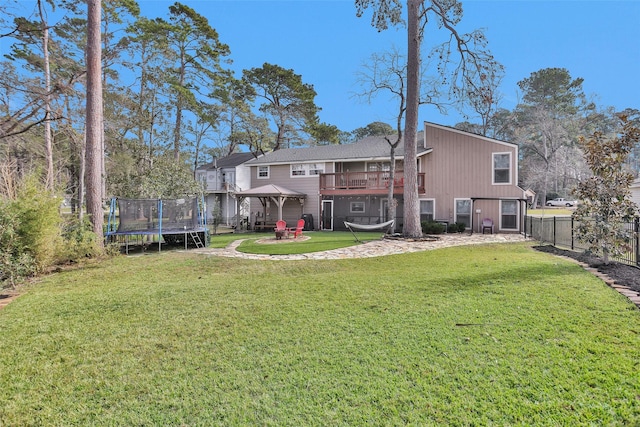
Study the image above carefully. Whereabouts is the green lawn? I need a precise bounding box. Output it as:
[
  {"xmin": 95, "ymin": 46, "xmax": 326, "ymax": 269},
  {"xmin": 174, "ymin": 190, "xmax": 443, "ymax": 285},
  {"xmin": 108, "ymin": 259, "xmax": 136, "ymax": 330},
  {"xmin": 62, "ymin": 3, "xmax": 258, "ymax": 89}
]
[
  {"xmin": 233, "ymin": 231, "xmax": 385, "ymax": 255},
  {"xmin": 1, "ymin": 242, "xmax": 639, "ymax": 425},
  {"xmin": 528, "ymin": 208, "xmax": 575, "ymax": 217}
]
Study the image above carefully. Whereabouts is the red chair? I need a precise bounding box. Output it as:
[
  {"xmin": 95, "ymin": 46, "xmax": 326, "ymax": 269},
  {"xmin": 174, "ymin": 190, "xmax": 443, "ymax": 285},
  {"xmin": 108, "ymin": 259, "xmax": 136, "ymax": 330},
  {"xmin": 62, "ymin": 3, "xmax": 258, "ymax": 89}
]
[
  {"xmin": 288, "ymin": 219, "xmax": 305, "ymax": 238},
  {"xmin": 274, "ymin": 220, "xmax": 289, "ymax": 239}
]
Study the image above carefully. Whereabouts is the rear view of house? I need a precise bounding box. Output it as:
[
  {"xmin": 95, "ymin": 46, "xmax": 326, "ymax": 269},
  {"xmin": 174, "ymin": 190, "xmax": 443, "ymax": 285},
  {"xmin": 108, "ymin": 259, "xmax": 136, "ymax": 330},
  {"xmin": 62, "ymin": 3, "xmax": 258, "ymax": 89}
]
[{"xmin": 241, "ymin": 122, "xmax": 526, "ymax": 234}]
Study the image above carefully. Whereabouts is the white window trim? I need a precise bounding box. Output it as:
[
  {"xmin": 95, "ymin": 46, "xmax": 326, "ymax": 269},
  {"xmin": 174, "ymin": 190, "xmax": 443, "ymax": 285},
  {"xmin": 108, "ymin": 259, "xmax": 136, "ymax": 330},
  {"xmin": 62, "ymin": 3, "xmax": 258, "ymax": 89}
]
[
  {"xmin": 290, "ymin": 163, "xmax": 325, "ymax": 178},
  {"xmin": 499, "ymin": 199, "xmax": 519, "ymax": 231},
  {"xmin": 350, "ymin": 201, "xmax": 365, "ymax": 213},
  {"xmin": 454, "ymin": 198, "xmax": 472, "ymax": 229},
  {"xmin": 492, "ymin": 152, "xmax": 512, "ymax": 185},
  {"xmin": 257, "ymin": 166, "xmax": 270, "ymax": 179}
]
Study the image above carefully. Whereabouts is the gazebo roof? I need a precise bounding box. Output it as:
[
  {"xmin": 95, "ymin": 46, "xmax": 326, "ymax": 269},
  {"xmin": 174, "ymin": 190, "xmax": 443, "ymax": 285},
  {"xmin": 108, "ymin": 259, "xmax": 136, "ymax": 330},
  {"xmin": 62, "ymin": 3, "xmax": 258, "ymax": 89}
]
[{"xmin": 235, "ymin": 184, "xmax": 306, "ymax": 198}]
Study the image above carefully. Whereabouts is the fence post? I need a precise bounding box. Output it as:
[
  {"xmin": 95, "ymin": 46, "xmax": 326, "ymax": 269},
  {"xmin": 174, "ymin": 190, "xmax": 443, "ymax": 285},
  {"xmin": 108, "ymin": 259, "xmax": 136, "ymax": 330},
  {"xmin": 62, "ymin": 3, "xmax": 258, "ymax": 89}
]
[
  {"xmin": 571, "ymin": 216, "xmax": 574, "ymax": 250},
  {"xmin": 553, "ymin": 216, "xmax": 556, "ymax": 246},
  {"xmin": 634, "ymin": 218, "xmax": 640, "ymax": 266}
]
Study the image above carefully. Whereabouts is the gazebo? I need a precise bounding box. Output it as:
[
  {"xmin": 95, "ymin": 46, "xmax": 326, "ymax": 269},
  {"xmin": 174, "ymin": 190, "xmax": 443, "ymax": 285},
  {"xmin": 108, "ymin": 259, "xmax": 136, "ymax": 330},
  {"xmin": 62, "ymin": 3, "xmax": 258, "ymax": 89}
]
[{"xmin": 234, "ymin": 184, "xmax": 306, "ymax": 230}]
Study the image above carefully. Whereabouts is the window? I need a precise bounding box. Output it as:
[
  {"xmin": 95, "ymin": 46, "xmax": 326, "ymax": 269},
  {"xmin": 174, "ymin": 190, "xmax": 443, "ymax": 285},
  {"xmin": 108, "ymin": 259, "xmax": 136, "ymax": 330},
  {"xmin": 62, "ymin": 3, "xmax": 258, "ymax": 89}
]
[
  {"xmin": 493, "ymin": 153, "xmax": 511, "ymax": 184},
  {"xmin": 291, "ymin": 164, "xmax": 306, "ymax": 176},
  {"xmin": 455, "ymin": 199, "xmax": 471, "ymax": 229},
  {"xmin": 367, "ymin": 162, "xmax": 390, "ymax": 172},
  {"xmin": 290, "ymin": 163, "xmax": 325, "ymax": 177},
  {"xmin": 257, "ymin": 166, "xmax": 269, "ymax": 179},
  {"xmin": 420, "ymin": 199, "xmax": 434, "ymax": 223},
  {"xmin": 350, "ymin": 201, "xmax": 365, "ymax": 213},
  {"xmin": 501, "ymin": 200, "xmax": 518, "ymax": 230},
  {"xmin": 308, "ymin": 163, "xmax": 324, "ymax": 175}
]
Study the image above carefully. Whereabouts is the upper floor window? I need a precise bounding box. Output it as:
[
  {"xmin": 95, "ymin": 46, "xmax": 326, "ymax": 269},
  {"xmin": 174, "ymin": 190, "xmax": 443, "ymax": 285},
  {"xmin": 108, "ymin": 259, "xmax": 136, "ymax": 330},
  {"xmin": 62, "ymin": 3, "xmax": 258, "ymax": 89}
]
[
  {"xmin": 291, "ymin": 163, "xmax": 325, "ymax": 177},
  {"xmin": 493, "ymin": 153, "xmax": 511, "ymax": 184},
  {"xmin": 367, "ymin": 162, "xmax": 390, "ymax": 172},
  {"xmin": 257, "ymin": 166, "xmax": 269, "ymax": 179}
]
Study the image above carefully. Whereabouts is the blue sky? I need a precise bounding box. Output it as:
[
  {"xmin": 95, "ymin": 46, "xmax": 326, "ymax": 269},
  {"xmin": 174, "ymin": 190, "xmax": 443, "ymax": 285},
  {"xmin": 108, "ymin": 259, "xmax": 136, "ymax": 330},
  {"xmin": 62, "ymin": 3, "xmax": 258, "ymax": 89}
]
[{"xmin": 131, "ymin": 1, "xmax": 638, "ymax": 132}]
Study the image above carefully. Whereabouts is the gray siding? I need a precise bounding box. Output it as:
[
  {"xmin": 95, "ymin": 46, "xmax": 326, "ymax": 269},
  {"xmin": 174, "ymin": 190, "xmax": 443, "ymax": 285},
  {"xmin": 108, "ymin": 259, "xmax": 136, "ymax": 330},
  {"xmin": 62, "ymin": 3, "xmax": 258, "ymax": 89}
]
[{"xmin": 248, "ymin": 163, "xmax": 325, "ymax": 228}]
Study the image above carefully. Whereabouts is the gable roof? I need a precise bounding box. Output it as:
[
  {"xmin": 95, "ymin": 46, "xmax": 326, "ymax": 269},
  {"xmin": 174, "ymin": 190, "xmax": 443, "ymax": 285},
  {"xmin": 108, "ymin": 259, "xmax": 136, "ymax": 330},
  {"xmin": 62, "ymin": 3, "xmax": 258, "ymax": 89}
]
[
  {"xmin": 425, "ymin": 121, "xmax": 518, "ymax": 148},
  {"xmin": 197, "ymin": 152, "xmax": 255, "ymax": 170},
  {"xmin": 246, "ymin": 131, "xmax": 429, "ymax": 166}
]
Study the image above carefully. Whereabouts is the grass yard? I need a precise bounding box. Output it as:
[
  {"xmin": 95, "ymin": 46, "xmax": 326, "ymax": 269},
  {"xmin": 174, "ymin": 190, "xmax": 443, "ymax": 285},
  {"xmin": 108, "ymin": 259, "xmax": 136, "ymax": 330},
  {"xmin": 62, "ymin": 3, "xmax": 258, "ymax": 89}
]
[
  {"xmin": 528, "ymin": 208, "xmax": 575, "ymax": 217},
  {"xmin": 1, "ymin": 242, "xmax": 639, "ymax": 425},
  {"xmin": 234, "ymin": 231, "xmax": 385, "ymax": 255}
]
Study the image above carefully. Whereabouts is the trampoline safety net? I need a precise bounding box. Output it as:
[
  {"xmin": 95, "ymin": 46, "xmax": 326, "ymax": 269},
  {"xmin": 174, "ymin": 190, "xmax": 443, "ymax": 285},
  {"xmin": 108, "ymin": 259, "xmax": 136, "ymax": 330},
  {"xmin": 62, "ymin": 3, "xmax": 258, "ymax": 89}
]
[{"xmin": 114, "ymin": 198, "xmax": 202, "ymax": 234}]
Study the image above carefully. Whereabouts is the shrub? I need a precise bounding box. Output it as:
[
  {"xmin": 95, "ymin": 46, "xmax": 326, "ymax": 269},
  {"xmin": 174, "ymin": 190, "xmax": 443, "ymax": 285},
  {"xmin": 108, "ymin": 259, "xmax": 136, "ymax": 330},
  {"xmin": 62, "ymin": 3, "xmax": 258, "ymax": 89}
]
[
  {"xmin": 421, "ymin": 221, "xmax": 445, "ymax": 235},
  {"xmin": 456, "ymin": 222, "xmax": 467, "ymax": 233},
  {"xmin": 0, "ymin": 201, "xmax": 37, "ymax": 288},
  {"xmin": 10, "ymin": 174, "xmax": 63, "ymax": 271},
  {"xmin": 58, "ymin": 216, "xmax": 101, "ymax": 263}
]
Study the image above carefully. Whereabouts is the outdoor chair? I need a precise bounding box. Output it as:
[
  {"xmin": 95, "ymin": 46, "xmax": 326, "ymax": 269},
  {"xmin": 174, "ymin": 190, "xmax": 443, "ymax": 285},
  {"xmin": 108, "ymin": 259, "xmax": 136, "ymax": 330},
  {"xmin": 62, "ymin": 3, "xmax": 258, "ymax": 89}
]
[
  {"xmin": 288, "ymin": 219, "xmax": 305, "ymax": 239},
  {"xmin": 482, "ymin": 218, "xmax": 494, "ymax": 234},
  {"xmin": 274, "ymin": 220, "xmax": 289, "ymax": 239}
]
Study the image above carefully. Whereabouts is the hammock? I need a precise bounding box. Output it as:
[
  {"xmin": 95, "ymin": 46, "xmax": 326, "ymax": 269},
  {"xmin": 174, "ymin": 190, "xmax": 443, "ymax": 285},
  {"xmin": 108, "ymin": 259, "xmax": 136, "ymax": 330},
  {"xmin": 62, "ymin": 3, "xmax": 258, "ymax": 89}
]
[{"xmin": 344, "ymin": 219, "xmax": 395, "ymax": 242}]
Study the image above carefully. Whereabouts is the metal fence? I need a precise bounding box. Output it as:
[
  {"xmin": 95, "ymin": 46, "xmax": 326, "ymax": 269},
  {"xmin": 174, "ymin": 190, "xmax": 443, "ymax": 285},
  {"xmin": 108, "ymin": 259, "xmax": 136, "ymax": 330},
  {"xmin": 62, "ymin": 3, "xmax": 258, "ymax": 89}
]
[{"xmin": 524, "ymin": 216, "xmax": 640, "ymax": 267}]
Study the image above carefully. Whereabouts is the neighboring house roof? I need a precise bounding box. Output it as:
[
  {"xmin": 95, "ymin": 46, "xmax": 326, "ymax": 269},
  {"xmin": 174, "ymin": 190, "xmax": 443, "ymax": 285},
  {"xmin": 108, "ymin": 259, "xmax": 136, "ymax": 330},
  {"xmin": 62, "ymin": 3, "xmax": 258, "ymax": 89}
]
[
  {"xmin": 197, "ymin": 152, "xmax": 255, "ymax": 170},
  {"xmin": 246, "ymin": 131, "xmax": 429, "ymax": 166}
]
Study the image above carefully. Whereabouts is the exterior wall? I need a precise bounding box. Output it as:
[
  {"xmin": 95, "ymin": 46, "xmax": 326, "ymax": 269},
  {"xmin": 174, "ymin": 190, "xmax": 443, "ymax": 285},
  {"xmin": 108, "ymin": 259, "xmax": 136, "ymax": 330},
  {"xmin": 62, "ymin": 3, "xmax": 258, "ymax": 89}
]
[
  {"xmin": 249, "ymin": 162, "xmax": 326, "ymax": 229},
  {"xmin": 421, "ymin": 123, "xmax": 525, "ymax": 232},
  {"xmin": 631, "ymin": 178, "xmax": 640, "ymax": 212}
]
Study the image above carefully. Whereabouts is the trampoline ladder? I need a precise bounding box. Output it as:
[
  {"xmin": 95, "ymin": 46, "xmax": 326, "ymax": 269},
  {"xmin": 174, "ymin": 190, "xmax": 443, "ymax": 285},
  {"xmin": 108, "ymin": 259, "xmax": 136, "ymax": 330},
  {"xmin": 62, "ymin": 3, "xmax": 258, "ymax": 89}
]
[{"xmin": 189, "ymin": 231, "xmax": 204, "ymax": 248}]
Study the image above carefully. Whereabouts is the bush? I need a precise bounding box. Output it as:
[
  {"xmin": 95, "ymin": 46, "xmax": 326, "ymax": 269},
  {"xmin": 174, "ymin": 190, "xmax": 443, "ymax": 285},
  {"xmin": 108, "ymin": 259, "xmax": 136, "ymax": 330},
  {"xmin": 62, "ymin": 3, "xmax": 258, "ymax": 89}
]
[
  {"xmin": 0, "ymin": 201, "xmax": 37, "ymax": 288},
  {"xmin": 456, "ymin": 222, "xmax": 467, "ymax": 233},
  {"xmin": 421, "ymin": 221, "xmax": 445, "ymax": 235},
  {"xmin": 10, "ymin": 174, "xmax": 63, "ymax": 270},
  {"xmin": 59, "ymin": 216, "xmax": 101, "ymax": 263}
]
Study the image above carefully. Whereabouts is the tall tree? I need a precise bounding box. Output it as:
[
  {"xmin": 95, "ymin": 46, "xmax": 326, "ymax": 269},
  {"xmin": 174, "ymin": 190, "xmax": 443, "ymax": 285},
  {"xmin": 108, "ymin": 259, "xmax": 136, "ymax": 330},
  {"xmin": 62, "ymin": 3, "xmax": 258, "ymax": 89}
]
[
  {"xmin": 351, "ymin": 121, "xmax": 395, "ymax": 141},
  {"xmin": 572, "ymin": 116, "xmax": 640, "ymax": 264},
  {"xmin": 356, "ymin": 0, "xmax": 502, "ymax": 237},
  {"xmin": 161, "ymin": 2, "xmax": 230, "ymax": 161},
  {"xmin": 36, "ymin": 0, "xmax": 54, "ymax": 191},
  {"xmin": 85, "ymin": 0, "xmax": 104, "ymax": 246},
  {"xmin": 514, "ymin": 68, "xmax": 592, "ymax": 204},
  {"xmin": 243, "ymin": 63, "xmax": 321, "ymax": 151},
  {"xmin": 210, "ymin": 71, "xmax": 256, "ymax": 155}
]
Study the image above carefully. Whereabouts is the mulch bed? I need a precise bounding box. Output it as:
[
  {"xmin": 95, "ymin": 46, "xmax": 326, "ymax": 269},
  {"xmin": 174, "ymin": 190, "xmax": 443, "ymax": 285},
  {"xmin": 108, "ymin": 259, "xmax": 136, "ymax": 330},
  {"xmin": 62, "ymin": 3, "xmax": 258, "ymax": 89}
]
[{"xmin": 534, "ymin": 245, "xmax": 640, "ymax": 293}]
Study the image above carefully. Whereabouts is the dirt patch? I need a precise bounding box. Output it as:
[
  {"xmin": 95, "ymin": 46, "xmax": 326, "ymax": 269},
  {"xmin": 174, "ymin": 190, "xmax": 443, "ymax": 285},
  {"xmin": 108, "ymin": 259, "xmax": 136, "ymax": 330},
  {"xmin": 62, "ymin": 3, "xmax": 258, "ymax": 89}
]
[{"xmin": 534, "ymin": 245, "xmax": 640, "ymax": 293}]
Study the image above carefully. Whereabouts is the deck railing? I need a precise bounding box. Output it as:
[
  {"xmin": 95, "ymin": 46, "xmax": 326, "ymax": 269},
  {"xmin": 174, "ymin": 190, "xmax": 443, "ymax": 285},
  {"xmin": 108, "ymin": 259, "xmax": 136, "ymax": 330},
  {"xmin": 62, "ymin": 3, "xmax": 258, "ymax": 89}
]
[{"xmin": 319, "ymin": 171, "xmax": 425, "ymax": 194}]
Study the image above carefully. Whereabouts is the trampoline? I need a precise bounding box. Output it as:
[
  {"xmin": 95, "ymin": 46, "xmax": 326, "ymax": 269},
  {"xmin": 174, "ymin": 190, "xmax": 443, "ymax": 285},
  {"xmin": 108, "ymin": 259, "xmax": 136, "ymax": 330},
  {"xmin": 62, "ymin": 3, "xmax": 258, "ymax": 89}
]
[{"xmin": 105, "ymin": 197, "xmax": 208, "ymax": 253}]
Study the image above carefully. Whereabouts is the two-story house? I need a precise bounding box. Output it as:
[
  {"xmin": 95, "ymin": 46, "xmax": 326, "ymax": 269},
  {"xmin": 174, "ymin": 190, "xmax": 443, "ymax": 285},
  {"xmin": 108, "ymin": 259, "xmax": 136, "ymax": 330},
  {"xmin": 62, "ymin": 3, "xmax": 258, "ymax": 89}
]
[
  {"xmin": 195, "ymin": 152, "xmax": 254, "ymax": 227},
  {"xmin": 242, "ymin": 122, "xmax": 527, "ymax": 233}
]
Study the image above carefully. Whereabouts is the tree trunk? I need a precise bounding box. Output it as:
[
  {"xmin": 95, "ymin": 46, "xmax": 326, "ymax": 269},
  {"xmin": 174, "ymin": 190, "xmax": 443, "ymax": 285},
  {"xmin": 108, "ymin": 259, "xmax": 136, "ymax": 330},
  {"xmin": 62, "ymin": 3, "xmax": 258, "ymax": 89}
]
[
  {"xmin": 402, "ymin": 0, "xmax": 422, "ymax": 238},
  {"xmin": 85, "ymin": 0, "xmax": 104, "ymax": 247},
  {"xmin": 387, "ymin": 146, "xmax": 397, "ymax": 234},
  {"xmin": 38, "ymin": 0, "xmax": 54, "ymax": 192}
]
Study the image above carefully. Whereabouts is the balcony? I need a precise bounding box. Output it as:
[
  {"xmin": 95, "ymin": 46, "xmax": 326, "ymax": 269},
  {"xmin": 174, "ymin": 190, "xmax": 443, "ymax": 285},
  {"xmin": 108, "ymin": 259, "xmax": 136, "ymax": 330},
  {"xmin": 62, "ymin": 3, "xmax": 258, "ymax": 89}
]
[{"xmin": 319, "ymin": 171, "xmax": 425, "ymax": 196}]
